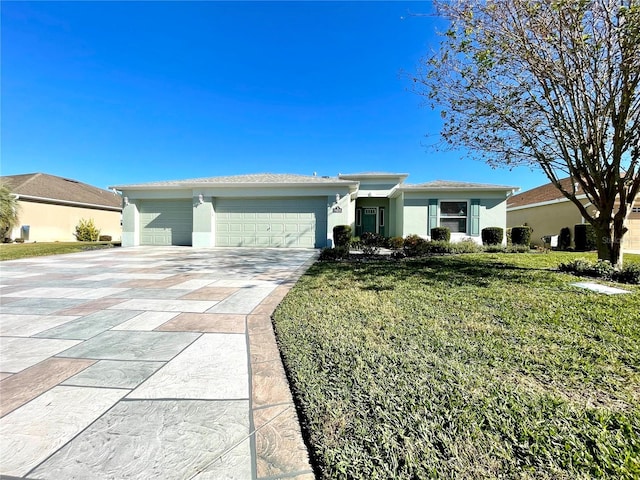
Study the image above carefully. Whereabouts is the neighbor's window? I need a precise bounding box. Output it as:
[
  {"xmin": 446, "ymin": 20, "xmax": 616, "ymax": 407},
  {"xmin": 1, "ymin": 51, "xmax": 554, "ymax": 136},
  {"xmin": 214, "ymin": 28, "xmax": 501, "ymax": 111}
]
[{"xmin": 440, "ymin": 201, "xmax": 468, "ymax": 233}]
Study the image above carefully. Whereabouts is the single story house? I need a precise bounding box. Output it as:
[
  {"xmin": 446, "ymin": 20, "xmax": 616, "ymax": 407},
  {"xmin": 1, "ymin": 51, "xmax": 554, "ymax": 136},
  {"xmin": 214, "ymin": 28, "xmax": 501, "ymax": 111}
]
[
  {"xmin": 507, "ymin": 177, "xmax": 640, "ymax": 251},
  {"xmin": 111, "ymin": 173, "xmax": 517, "ymax": 248},
  {"xmin": 1, "ymin": 173, "xmax": 122, "ymax": 242}
]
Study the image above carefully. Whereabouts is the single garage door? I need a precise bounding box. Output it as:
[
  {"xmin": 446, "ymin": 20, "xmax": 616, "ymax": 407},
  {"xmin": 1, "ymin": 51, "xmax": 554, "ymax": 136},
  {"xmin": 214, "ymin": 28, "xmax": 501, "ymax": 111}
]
[
  {"xmin": 139, "ymin": 200, "xmax": 193, "ymax": 246},
  {"xmin": 624, "ymin": 218, "xmax": 640, "ymax": 251},
  {"xmin": 216, "ymin": 198, "xmax": 327, "ymax": 248}
]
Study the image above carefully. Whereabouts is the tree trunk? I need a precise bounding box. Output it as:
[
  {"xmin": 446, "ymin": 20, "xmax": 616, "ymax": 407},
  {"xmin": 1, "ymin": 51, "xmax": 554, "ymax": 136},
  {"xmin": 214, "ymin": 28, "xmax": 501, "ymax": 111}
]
[{"xmin": 593, "ymin": 218, "xmax": 624, "ymax": 267}]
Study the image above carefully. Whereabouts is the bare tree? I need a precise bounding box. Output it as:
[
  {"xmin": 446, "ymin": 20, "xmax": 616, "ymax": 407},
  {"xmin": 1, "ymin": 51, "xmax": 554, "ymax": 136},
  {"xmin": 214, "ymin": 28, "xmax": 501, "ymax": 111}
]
[{"xmin": 414, "ymin": 0, "xmax": 639, "ymax": 265}]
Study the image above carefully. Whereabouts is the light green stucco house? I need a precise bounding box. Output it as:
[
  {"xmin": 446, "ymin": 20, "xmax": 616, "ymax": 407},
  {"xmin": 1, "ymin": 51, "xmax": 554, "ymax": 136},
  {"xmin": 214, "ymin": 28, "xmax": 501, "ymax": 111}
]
[{"xmin": 111, "ymin": 173, "xmax": 517, "ymax": 248}]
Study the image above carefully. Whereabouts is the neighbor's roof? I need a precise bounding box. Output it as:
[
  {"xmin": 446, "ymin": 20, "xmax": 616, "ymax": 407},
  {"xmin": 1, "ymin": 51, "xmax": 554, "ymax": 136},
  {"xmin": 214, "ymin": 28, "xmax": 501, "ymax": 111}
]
[
  {"xmin": 111, "ymin": 173, "xmax": 359, "ymax": 189},
  {"xmin": 401, "ymin": 180, "xmax": 518, "ymax": 191},
  {"xmin": 507, "ymin": 177, "xmax": 583, "ymax": 208},
  {"xmin": 1, "ymin": 173, "xmax": 122, "ymax": 210}
]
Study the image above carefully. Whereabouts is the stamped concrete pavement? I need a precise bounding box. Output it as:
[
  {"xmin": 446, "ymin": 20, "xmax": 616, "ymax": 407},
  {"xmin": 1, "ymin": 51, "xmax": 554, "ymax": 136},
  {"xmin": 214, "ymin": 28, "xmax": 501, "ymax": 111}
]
[{"xmin": 0, "ymin": 247, "xmax": 317, "ymax": 479}]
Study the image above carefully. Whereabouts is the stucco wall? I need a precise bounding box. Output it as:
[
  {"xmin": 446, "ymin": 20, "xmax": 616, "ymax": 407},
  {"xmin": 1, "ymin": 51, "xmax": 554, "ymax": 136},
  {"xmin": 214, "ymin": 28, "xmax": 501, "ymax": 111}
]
[
  {"xmin": 401, "ymin": 192, "xmax": 508, "ymax": 243},
  {"xmin": 507, "ymin": 200, "xmax": 587, "ymax": 246},
  {"xmin": 12, "ymin": 200, "xmax": 121, "ymax": 242}
]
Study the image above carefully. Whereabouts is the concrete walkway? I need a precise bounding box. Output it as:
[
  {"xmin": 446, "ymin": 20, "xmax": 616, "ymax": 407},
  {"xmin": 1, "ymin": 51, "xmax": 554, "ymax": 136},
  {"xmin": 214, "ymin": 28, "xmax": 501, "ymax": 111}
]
[{"xmin": 0, "ymin": 247, "xmax": 317, "ymax": 479}]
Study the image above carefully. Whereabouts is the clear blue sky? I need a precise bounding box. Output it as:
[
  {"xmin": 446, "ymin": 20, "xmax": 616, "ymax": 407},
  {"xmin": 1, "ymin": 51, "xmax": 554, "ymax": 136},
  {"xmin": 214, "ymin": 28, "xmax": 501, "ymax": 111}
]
[{"xmin": 2, "ymin": 1, "xmax": 549, "ymax": 192}]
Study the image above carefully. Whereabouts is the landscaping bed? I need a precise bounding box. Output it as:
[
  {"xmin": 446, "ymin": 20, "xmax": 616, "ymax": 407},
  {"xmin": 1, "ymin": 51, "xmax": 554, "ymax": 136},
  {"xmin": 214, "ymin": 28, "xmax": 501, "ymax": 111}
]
[{"xmin": 273, "ymin": 252, "xmax": 640, "ymax": 479}]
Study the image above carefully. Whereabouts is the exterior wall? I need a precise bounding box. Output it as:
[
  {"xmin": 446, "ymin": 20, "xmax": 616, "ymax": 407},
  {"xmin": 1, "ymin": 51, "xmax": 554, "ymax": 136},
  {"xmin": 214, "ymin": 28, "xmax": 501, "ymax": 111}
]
[
  {"xmin": 401, "ymin": 192, "xmax": 509, "ymax": 244},
  {"xmin": 120, "ymin": 185, "xmax": 353, "ymax": 249},
  {"xmin": 12, "ymin": 200, "xmax": 121, "ymax": 243},
  {"xmin": 326, "ymin": 193, "xmax": 351, "ymax": 247},
  {"xmin": 507, "ymin": 199, "xmax": 587, "ymax": 246},
  {"xmin": 193, "ymin": 196, "xmax": 214, "ymax": 247}
]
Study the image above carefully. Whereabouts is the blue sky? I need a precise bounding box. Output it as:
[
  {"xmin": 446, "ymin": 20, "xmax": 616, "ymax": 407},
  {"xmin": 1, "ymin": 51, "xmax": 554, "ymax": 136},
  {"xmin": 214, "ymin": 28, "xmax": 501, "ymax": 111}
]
[{"xmin": 2, "ymin": 1, "xmax": 549, "ymax": 192}]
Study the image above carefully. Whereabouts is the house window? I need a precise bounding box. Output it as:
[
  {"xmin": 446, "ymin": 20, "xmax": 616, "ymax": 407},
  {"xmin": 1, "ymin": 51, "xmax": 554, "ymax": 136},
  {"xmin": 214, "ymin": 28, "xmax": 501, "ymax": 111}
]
[
  {"xmin": 633, "ymin": 207, "xmax": 640, "ymax": 213},
  {"xmin": 379, "ymin": 208, "xmax": 385, "ymax": 227},
  {"xmin": 440, "ymin": 201, "xmax": 468, "ymax": 233},
  {"xmin": 356, "ymin": 208, "xmax": 362, "ymax": 227}
]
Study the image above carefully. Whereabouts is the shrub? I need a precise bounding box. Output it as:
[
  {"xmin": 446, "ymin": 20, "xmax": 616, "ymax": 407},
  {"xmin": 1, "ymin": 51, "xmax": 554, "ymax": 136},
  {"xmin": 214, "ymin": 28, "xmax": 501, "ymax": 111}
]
[
  {"xmin": 318, "ymin": 246, "xmax": 349, "ymax": 261},
  {"xmin": 481, "ymin": 227, "xmax": 503, "ymax": 245},
  {"xmin": 74, "ymin": 218, "xmax": 100, "ymax": 242},
  {"xmin": 558, "ymin": 227, "xmax": 572, "ymax": 250},
  {"xmin": 451, "ymin": 239, "xmax": 483, "ymax": 253},
  {"xmin": 425, "ymin": 240, "xmax": 453, "ymax": 255},
  {"xmin": 511, "ymin": 226, "xmax": 532, "ymax": 246},
  {"xmin": 431, "ymin": 227, "xmax": 451, "ymax": 242},
  {"xmin": 332, "ymin": 225, "xmax": 352, "ymax": 247},
  {"xmin": 403, "ymin": 234, "xmax": 429, "ymax": 257},
  {"xmin": 99, "ymin": 235, "xmax": 112, "ymax": 242},
  {"xmin": 350, "ymin": 236, "xmax": 362, "ymax": 251},
  {"xmin": 361, "ymin": 232, "xmax": 383, "ymax": 256},
  {"xmin": 14, "ymin": 238, "xmax": 25, "ymax": 243},
  {"xmin": 387, "ymin": 236, "xmax": 404, "ymax": 250},
  {"xmin": 615, "ymin": 263, "xmax": 640, "ymax": 284},
  {"xmin": 506, "ymin": 228, "xmax": 512, "ymax": 245},
  {"xmin": 574, "ymin": 224, "xmax": 597, "ymax": 251},
  {"xmin": 3, "ymin": 237, "xmax": 13, "ymax": 243},
  {"xmin": 390, "ymin": 250, "xmax": 406, "ymax": 260}
]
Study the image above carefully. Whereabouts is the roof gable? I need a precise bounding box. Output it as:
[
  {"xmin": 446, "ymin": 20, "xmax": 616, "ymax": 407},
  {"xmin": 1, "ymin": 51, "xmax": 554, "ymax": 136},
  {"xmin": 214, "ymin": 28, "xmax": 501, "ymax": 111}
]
[{"xmin": 1, "ymin": 173, "xmax": 122, "ymax": 210}]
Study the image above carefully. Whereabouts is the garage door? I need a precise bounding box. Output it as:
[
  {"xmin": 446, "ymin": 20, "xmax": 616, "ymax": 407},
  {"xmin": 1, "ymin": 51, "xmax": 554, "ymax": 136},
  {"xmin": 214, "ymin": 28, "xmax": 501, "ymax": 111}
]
[
  {"xmin": 139, "ymin": 200, "xmax": 193, "ymax": 246},
  {"xmin": 215, "ymin": 198, "xmax": 327, "ymax": 248},
  {"xmin": 624, "ymin": 218, "xmax": 640, "ymax": 251}
]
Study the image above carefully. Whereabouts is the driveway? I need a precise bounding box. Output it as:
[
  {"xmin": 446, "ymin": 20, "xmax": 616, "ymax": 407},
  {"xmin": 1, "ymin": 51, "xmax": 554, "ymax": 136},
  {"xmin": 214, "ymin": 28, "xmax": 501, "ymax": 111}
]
[{"xmin": 0, "ymin": 247, "xmax": 317, "ymax": 479}]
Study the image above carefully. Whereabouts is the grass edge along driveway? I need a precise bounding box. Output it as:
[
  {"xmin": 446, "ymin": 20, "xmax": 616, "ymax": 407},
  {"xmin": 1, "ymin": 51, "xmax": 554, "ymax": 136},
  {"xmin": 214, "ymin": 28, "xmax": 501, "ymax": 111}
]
[{"xmin": 273, "ymin": 252, "xmax": 640, "ymax": 480}]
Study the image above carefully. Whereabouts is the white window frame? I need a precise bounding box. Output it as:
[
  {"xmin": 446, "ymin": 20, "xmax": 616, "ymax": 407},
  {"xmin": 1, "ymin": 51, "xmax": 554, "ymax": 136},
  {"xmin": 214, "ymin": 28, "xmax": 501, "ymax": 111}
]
[{"xmin": 438, "ymin": 200, "xmax": 469, "ymax": 234}]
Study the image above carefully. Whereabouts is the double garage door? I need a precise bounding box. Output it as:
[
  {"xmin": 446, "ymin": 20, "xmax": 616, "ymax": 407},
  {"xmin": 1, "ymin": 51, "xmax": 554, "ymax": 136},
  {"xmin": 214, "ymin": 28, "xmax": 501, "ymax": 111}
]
[{"xmin": 216, "ymin": 198, "xmax": 327, "ymax": 248}]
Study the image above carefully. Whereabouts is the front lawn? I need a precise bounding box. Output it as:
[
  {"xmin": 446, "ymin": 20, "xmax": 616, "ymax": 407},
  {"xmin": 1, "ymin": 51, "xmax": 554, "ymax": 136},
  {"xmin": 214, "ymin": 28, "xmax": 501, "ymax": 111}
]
[
  {"xmin": 273, "ymin": 252, "xmax": 640, "ymax": 479},
  {"xmin": 0, "ymin": 242, "xmax": 118, "ymax": 261}
]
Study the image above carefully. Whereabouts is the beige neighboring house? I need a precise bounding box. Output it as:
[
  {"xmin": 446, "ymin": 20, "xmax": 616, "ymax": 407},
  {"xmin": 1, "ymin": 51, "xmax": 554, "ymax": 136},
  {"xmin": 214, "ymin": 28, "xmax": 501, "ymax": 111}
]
[
  {"xmin": 1, "ymin": 173, "xmax": 122, "ymax": 242},
  {"xmin": 507, "ymin": 177, "xmax": 640, "ymax": 251}
]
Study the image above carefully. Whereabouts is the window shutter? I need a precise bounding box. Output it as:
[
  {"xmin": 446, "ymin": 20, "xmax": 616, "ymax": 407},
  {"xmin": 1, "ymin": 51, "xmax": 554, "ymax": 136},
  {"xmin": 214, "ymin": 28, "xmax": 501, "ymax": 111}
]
[
  {"xmin": 428, "ymin": 199, "xmax": 438, "ymax": 231},
  {"xmin": 470, "ymin": 199, "xmax": 480, "ymax": 235}
]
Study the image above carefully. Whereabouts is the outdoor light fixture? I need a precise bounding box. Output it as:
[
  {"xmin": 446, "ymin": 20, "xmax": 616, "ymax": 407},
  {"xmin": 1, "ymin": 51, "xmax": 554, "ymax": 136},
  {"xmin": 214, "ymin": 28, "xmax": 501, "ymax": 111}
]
[
  {"xmin": 198, "ymin": 194, "xmax": 204, "ymax": 204},
  {"xmin": 124, "ymin": 197, "xmax": 129, "ymax": 206},
  {"xmin": 335, "ymin": 193, "xmax": 340, "ymax": 203}
]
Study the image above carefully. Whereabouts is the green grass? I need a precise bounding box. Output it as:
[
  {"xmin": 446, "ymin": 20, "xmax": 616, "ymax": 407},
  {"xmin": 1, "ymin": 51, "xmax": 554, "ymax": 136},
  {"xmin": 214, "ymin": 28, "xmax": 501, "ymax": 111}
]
[
  {"xmin": 0, "ymin": 242, "xmax": 118, "ymax": 261},
  {"xmin": 273, "ymin": 252, "xmax": 640, "ymax": 479}
]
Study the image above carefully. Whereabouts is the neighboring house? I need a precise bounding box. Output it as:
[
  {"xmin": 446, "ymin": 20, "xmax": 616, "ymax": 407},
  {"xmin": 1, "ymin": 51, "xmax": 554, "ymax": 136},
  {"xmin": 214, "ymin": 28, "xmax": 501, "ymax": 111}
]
[
  {"xmin": 0, "ymin": 173, "xmax": 122, "ymax": 242},
  {"xmin": 507, "ymin": 177, "xmax": 640, "ymax": 250},
  {"xmin": 111, "ymin": 173, "xmax": 517, "ymax": 248}
]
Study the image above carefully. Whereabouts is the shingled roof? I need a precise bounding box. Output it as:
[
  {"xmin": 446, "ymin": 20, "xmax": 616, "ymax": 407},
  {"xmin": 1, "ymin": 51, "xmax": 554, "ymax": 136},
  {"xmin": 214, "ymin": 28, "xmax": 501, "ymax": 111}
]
[
  {"xmin": 402, "ymin": 180, "xmax": 518, "ymax": 191},
  {"xmin": 111, "ymin": 173, "xmax": 358, "ymax": 189},
  {"xmin": 507, "ymin": 177, "xmax": 582, "ymax": 209},
  {"xmin": 1, "ymin": 173, "xmax": 122, "ymax": 210}
]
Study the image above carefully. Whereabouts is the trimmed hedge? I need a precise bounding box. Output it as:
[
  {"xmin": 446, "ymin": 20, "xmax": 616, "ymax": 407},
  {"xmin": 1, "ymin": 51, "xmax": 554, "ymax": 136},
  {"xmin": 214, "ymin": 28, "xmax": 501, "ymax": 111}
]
[
  {"xmin": 332, "ymin": 225, "xmax": 352, "ymax": 247},
  {"xmin": 574, "ymin": 224, "xmax": 597, "ymax": 251},
  {"xmin": 481, "ymin": 227, "xmax": 503, "ymax": 246},
  {"xmin": 431, "ymin": 227, "xmax": 451, "ymax": 242},
  {"xmin": 558, "ymin": 227, "xmax": 572, "ymax": 250},
  {"xmin": 511, "ymin": 226, "xmax": 532, "ymax": 246}
]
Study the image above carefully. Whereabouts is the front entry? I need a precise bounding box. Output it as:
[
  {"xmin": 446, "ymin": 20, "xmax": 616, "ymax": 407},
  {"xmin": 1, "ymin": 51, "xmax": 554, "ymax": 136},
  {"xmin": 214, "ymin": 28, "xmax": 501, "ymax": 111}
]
[
  {"xmin": 356, "ymin": 206, "xmax": 386, "ymax": 237},
  {"xmin": 362, "ymin": 208, "xmax": 377, "ymax": 233}
]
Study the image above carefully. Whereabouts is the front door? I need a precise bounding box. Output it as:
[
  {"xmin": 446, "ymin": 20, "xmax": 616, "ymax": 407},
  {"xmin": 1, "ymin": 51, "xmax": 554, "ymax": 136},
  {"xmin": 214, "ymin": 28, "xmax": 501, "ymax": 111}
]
[{"xmin": 362, "ymin": 208, "xmax": 377, "ymax": 234}]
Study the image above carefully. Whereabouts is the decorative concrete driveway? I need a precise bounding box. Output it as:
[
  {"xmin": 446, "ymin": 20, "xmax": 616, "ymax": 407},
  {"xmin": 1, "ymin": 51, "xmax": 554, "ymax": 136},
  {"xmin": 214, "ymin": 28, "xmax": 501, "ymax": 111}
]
[{"xmin": 0, "ymin": 247, "xmax": 317, "ymax": 479}]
